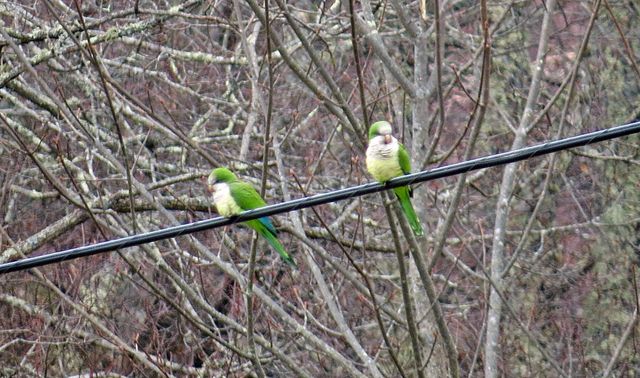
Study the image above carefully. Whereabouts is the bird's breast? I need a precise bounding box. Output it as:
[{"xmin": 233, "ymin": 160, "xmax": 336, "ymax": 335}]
[
  {"xmin": 213, "ymin": 183, "xmax": 243, "ymax": 216},
  {"xmin": 366, "ymin": 141, "xmax": 403, "ymax": 182}
]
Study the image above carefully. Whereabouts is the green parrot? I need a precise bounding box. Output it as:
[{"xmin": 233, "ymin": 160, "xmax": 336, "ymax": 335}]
[
  {"xmin": 207, "ymin": 167, "xmax": 296, "ymax": 267},
  {"xmin": 365, "ymin": 121, "xmax": 424, "ymax": 236}
]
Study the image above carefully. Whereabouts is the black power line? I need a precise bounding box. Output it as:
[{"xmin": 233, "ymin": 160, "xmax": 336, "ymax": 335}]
[{"xmin": 2, "ymin": 120, "xmax": 640, "ymax": 274}]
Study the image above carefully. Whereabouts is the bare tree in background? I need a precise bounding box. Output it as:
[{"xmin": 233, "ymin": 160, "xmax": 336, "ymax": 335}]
[{"xmin": 1, "ymin": 0, "xmax": 640, "ymax": 376}]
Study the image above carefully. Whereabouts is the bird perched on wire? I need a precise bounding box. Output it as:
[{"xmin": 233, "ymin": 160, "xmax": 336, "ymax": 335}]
[
  {"xmin": 365, "ymin": 121, "xmax": 424, "ymax": 236},
  {"xmin": 206, "ymin": 167, "xmax": 296, "ymax": 267}
]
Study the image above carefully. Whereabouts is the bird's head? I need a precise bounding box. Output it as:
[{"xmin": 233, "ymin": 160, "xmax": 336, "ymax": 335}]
[
  {"xmin": 368, "ymin": 121, "xmax": 394, "ymax": 144},
  {"xmin": 206, "ymin": 167, "xmax": 237, "ymax": 192}
]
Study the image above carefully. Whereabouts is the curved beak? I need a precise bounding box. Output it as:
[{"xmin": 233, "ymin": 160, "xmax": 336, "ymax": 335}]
[{"xmin": 383, "ymin": 134, "xmax": 392, "ymax": 144}]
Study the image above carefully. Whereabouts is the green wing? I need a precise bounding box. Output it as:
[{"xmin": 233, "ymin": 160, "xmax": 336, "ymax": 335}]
[
  {"xmin": 228, "ymin": 182, "xmax": 267, "ymax": 210},
  {"xmin": 229, "ymin": 181, "xmax": 278, "ymax": 234},
  {"xmin": 397, "ymin": 143, "xmax": 414, "ymax": 197},
  {"xmin": 229, "ymin": 181, "xmax": 296, "ymax": 266},
  {"xmin": 398, "ymin": 143, "xmax": 412, "ymax": 175}
]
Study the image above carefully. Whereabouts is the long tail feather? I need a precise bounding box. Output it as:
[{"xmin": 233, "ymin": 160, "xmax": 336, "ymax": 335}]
[
  {"xmin": 247, "ymin": 220, "xmax": 297, "ymax": 267},
  {"xmin": 258, "ymin": 217, "xmax": 278, "ymax": 235},
  {"xmin": 394, "ymin": 186, "xmax": 424, "ymax": 236}
]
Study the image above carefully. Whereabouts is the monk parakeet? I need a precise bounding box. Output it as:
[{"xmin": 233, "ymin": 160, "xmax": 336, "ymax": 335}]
[
  {"xmin": 207, "ymin": 167, "xmax": 295, "ymax": 266},
  {"xmin": 366, "ymin": 121, "xmax": 424, "ymax": 236}
]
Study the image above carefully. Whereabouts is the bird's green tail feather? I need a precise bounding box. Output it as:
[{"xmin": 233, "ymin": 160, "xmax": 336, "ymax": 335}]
[
  {"xmin": 394, "ymin": 186, "xmax": 424, "ymax": 236},
  {"xmin": 248, "ymin": 220, "xmax": 297, "ymax": 267}
]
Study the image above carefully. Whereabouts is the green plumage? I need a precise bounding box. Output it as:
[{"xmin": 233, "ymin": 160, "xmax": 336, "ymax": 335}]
[
  {"xmin": 208, "ymin": 168, "xmax": 296, "ymax": 267},
  {"xmin": 366, "ymin": 121, "xmax": 424, "ymax": 236},
  {"xmin": 246, "ymin": 219, "xmax": 295, "ymax": 267},
  {"xmin": 393, "ymin": 186, "xmax": 423, "ymax": 236}
]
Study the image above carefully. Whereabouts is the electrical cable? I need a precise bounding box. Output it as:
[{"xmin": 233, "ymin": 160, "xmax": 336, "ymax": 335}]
[{"xmin": 1, "ymin": 120, "xmax": 639, "ymax": 274}]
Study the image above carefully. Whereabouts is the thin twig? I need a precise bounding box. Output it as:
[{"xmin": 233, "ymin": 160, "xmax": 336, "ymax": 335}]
[
  {"xmin": 382, "ymin": 193, "xmax": 424, "ymax": 377},
  {"xmin": 292, "ymin": 174, "xmax": 408, "ymax": 378},
  {"xmin": 602, "ymin": 267, "xmax": 640, "ymax": 376},
  {"xmin": 349, "ymin": 0, "xmax": 369, "ymax": 126}
]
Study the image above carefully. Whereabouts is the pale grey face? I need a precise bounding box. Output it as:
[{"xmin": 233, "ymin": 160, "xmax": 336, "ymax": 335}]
[
  {"xmin": 376, "ymin": 121, "xmax": 393, "ymax": 136},
  {"xmin": 373, "ymin": 122, "xmax": 393, "ymax": 145},
  {"xmin": 206, "ymin": 173, "xmax": 218, "ymax": 193}
]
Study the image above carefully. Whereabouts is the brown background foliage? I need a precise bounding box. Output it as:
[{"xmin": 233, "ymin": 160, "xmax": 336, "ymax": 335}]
[{"xmin": 1, "ymin": 0, "xmax": 640, "ymax": 376}]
